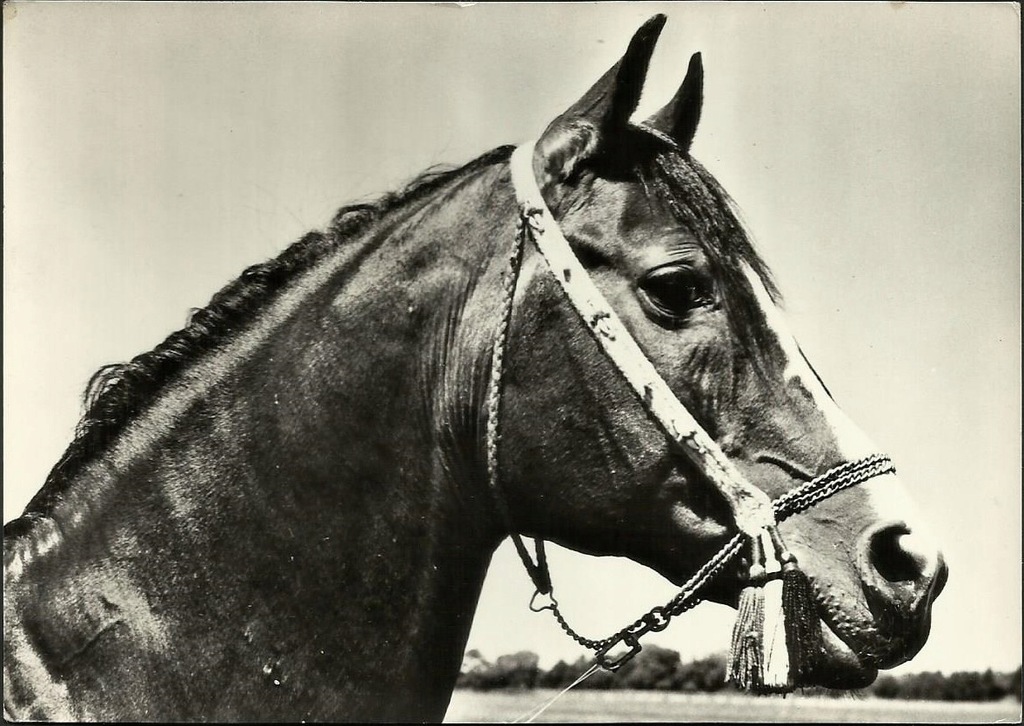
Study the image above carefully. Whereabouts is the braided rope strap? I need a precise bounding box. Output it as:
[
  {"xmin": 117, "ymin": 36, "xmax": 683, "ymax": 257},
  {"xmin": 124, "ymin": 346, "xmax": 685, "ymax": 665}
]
[{"xmin": 484, "ymin": 210, "xmax": 551, "ymax": 595}]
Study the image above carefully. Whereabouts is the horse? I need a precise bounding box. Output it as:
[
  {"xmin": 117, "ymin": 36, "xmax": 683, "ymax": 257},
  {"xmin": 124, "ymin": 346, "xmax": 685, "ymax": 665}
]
[{"xmin": 3, "ymin": 15, "xmax": 947, "ymax": 722}]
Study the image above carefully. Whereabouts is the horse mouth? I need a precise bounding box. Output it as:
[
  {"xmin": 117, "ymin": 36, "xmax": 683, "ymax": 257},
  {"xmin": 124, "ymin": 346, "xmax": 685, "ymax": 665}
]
[
  {"xmin": 805, "ymin": 585, "xmax": 917, "ymax": 689},
  {"xmin": 811, "ymin": 616, "xmax": 879, "ymax": 689}
]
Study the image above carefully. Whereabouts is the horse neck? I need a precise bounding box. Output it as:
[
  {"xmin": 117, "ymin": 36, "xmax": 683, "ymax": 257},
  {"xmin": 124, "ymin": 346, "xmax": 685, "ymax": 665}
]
[{"xmin": 7, "ymin": 155, "xmax": 518, "ymax": 719}]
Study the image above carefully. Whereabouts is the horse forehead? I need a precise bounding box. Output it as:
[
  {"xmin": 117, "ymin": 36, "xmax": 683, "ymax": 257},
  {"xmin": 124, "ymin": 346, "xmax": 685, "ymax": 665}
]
[{"xmin": 570, "ymin": 176, "xmax": 692, "ymax": 251}]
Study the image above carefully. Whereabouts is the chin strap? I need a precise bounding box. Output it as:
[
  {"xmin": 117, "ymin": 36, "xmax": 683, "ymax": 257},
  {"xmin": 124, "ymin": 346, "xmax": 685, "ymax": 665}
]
[{"xmin": 484, "ymin": 141, "xmax": 897, "ymax": 693}]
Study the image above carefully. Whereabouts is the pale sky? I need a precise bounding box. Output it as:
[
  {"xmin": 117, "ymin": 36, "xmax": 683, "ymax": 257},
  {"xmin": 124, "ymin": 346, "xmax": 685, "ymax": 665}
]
[{"xmin": 4, "ymin": 3, "xmax": 1020, "ymax": 677}]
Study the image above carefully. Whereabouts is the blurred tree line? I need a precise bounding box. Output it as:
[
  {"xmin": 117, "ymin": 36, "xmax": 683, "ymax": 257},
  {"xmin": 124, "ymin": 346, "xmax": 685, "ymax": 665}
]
[
  {"xmin": 871, "ymin": 666, "xmax": 1021, "ymax": 702},
  {"xmin": 458, "ymin": 647, "xmax": 1022, "ymax": 702}
]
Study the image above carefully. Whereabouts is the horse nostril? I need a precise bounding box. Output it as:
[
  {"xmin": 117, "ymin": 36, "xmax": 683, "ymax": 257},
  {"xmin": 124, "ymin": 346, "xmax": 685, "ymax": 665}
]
[
  {"xmin": 870, "ymin": 526, "xmax": 927, "ymax": 583},
  {"xmin": 860, "ymin": 521, "xmax": 944, "ymax": 602}
]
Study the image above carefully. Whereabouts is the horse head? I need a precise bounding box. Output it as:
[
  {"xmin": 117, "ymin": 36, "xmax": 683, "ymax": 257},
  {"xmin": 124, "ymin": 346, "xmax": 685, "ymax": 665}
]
[{"xmin": 495, "ymin": 15, "xmax": 946, "ymax": 689}]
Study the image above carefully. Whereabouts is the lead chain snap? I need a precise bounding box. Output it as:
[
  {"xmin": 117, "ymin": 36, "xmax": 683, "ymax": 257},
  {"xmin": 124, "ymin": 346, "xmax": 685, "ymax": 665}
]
[{"xmin": 529, "ymin": 589, "xmax": 557, "ymax": 613}]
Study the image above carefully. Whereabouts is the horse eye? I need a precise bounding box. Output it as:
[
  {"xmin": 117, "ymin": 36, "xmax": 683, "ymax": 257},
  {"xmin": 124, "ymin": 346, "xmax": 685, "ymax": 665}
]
[{"xmin": 639, "ymin": 266, "xmax": 713, "ymax": 321}]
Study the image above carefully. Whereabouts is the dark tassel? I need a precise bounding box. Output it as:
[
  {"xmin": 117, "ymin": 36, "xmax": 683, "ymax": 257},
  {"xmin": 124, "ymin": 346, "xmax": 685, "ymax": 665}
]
[
  {"xmin": 782, "ymin": 560, "xmax": 825, "ymax": 683},
  {"xmin": 766, "ymin": 526, "xmax": 823, "ymax": 687}
]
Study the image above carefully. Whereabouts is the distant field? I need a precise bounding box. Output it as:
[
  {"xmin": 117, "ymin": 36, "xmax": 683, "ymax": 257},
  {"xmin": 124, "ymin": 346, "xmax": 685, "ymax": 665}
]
[{"xmin": 444, "ymin": 689, "xmax": 1022, "ymax": 723}]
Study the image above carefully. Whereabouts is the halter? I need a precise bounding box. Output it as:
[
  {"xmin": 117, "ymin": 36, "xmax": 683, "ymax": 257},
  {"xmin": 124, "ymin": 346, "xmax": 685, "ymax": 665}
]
[{"xmin": 485, "ymin": 141, "xmax": 896, "ymax": 692}]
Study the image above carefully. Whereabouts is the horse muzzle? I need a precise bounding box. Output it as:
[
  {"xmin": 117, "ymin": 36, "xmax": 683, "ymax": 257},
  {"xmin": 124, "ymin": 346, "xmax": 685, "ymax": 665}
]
[
  {"xmin": 811, "ymin": 518, "xmax": 947, "ymax": 682},
  {"xmin": 854, "ymin": 520, "xmax": 948, "ymax": 667}
]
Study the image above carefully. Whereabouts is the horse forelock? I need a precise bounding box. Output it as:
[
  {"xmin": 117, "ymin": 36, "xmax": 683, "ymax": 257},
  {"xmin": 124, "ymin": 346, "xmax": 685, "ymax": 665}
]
[
  {"xmin": 8, "ymin": 146, "xmax": 516, "ymax": 538},
  {"xmin": 634, "ymin": 140, "xmax": 783, "ymax": 378}
]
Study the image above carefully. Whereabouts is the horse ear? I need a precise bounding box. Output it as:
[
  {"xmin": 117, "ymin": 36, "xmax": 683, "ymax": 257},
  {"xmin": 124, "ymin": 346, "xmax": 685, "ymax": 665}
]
[
  {"xmin": 646, "ymin": 52, "xmax": 704, "ymax": 154},
  {"xmin": 534, "ymin": 14, "xmax": 666, "ymax": 187}
]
